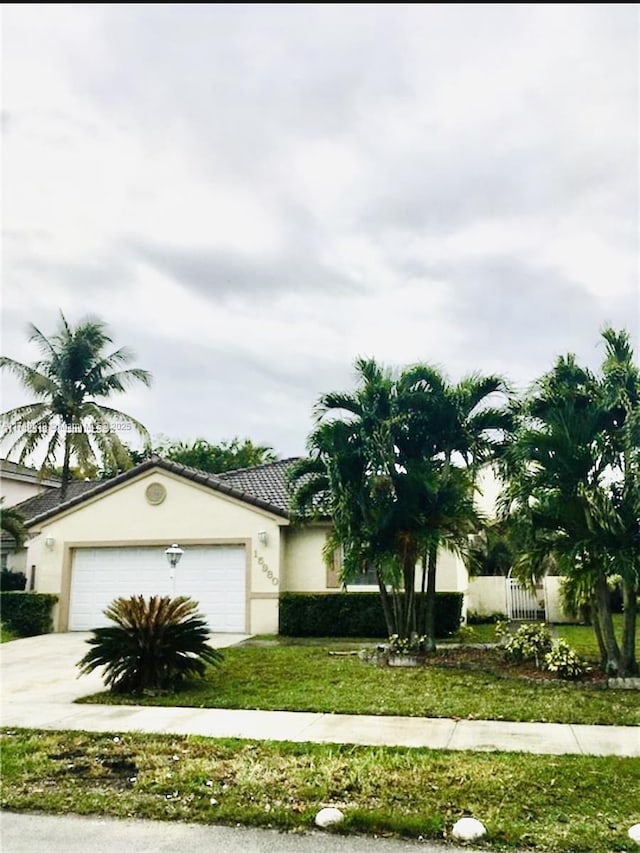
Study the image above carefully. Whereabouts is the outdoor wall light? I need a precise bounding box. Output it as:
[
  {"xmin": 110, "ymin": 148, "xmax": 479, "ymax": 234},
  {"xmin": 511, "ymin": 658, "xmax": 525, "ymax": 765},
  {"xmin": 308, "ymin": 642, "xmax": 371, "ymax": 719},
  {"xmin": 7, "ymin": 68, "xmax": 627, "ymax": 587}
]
[
  {"xmin": 258, "ymin": 530, "xmax": 268, "ymax": 546},
  {"xmin": 165, "ymin": 544, "xmax": 184, "ymax": 597},
  {"xmin": 44, "ymin": 536, "xmax": 55, "ymax": 549},
  {"xmin": 165, "ymin": 544, "xmax": 184, "ymax": 568}
]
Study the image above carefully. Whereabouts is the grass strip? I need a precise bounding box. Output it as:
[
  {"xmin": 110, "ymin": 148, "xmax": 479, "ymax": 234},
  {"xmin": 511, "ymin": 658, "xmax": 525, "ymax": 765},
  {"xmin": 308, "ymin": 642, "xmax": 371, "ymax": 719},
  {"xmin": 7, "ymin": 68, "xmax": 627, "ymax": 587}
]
[
  {"xmin": 78, "ymin": 645, "xmax": 640, "ymax": 726},
  {"xmin": 2, "ymin": 728, "xmax": 639, "ymax": 852}
]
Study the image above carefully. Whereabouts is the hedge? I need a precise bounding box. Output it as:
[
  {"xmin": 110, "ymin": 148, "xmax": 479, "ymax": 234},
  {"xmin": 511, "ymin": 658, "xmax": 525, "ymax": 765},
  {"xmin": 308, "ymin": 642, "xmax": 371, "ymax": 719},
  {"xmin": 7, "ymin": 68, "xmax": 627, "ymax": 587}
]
[
  {"xmin": 0, "ymin": 570, "xmax": 27, "ymax": 591},
  {"xmin": 0, "ymin": 592, "xmax": 58, "ymax": 637},
  {"xmin": 279, "ymin": 592, "xmax": 463, "ymax": 639}
]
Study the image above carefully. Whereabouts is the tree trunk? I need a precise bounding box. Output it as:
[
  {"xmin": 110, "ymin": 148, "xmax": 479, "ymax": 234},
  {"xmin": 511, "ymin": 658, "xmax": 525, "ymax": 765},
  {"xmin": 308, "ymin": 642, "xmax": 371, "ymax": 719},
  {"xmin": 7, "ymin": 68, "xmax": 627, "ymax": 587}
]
[
  {"xmin": 423, "ymin": 541, "xmax": 438, "ymax": 653},
  {"xmin": 60, "ymin": 428, "xmax": 72, "ymax": 501},
  {"xmin": 620, "ymin": 576, "xmax": 638, "ymax": 677},
  {"xmin": 417, "ymin": 552, "xmax": 427, "ymax": 635},
  {"xmin": 593, "ymin": 573, "xmax": 621, "ymax": 675},
  {"xmin": 589, "ymin": 594, "xmax": 607, "ymax": 671},
  {"xmin": 376, "ymin": 569, "xmax": 396, "ymax": 637},
  {"xmin": 398, "ymin": 536, "xmax": 417, "ymax": 640}
]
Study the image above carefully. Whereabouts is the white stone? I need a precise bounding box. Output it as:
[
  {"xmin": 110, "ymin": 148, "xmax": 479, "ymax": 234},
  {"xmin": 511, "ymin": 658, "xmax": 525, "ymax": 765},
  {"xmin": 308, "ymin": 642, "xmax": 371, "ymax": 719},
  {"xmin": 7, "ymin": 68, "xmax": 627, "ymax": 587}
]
[
  {"xmin": 315, "ymin": 807, "xmax": 345, "ymax": 828},
  {"xmin": 629, "ymin": 824, "xmax": 640, "ymax": 844},
  {"xmin": 452, "ymin": 817, "xmax": 487, "ymax": 841}
]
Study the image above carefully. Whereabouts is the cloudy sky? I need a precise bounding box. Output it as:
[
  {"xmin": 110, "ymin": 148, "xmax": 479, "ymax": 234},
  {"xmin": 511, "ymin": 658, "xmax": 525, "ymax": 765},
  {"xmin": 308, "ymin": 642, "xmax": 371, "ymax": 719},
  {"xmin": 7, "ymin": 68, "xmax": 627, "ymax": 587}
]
[{"xmin": 2, "ymin": 4, "xmax": 638, "ymax": 460}]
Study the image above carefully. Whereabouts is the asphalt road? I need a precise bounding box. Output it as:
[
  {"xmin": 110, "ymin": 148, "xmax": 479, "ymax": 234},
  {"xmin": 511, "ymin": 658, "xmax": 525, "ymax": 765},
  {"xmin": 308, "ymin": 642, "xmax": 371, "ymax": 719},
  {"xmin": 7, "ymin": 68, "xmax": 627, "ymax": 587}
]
[{"xmin": 0, "ymin": 812, "xmax": 482, "ymax": 853}]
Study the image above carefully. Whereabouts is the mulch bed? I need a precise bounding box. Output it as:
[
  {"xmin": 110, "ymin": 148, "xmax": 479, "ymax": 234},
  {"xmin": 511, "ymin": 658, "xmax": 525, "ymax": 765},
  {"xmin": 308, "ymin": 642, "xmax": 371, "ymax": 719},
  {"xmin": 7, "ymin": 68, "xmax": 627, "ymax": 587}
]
[{"xmin": 378, "ymin": 645, "xmax": 608, "ymax": 687}]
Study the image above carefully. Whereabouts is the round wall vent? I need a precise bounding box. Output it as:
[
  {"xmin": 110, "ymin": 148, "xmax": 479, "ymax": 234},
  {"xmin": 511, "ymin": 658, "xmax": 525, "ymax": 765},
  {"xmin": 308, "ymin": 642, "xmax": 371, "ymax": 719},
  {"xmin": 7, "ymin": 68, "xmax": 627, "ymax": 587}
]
[{"xmin": 145, "ymin": 482, "xmax": 167, "ymax": 505}]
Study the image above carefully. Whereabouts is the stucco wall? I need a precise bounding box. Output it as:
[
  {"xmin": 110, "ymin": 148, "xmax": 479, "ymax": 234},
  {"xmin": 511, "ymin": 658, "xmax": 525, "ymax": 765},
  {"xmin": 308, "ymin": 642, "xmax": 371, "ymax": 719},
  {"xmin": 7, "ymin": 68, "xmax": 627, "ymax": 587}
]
[
  {"xmin": 282, "ymin": 525, "xmax": 332, "ymax": 591},
  {"xmin": 474, "ymin": 465, "xmax": 501, "ymax": 518},
  {"xmin": 27, "ymin": 469, "xmax": 287, "ymax": 632},
  {"xmin": 466, "ymin": 576, "xmax": 508, "ymax": 617},
  {"xmin": 0, "ymin": 479, "xmax": 52, "ymax": 507},
  {"xmin": 543, "ymin": 576, "xmax": 579, "ymax": 624}
]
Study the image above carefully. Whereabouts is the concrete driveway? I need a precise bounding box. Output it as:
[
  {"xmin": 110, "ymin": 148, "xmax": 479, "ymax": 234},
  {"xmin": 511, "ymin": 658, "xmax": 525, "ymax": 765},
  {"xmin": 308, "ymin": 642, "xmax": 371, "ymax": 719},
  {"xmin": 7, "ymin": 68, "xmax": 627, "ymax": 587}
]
[{"xmin": 0, "ymin": 632, "xmax": 250, "ymax": 704}]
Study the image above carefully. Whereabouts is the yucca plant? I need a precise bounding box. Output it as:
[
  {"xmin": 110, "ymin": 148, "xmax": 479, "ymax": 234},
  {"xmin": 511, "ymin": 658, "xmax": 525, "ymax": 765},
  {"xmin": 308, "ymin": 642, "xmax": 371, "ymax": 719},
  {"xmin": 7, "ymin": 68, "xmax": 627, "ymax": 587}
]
[{"xmin": 77, "ymin": 595, "xmax": 223, "ymax": 694}]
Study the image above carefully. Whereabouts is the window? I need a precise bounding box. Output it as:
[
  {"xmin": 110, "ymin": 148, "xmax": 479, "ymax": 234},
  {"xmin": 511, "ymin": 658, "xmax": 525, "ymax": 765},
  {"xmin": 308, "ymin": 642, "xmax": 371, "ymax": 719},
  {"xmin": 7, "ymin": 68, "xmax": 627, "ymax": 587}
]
[{"xmin": 349, "ymin": 564, "xmax": 378, "ymax": 586}]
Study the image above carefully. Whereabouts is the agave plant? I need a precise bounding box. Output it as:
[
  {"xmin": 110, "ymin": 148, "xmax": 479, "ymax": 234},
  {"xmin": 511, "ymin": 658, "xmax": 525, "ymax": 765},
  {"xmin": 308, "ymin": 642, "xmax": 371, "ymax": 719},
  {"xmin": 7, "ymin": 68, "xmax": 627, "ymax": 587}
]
[{"xmin": 77, "ymin": 595, "xmax": 223, "ymax": 694}]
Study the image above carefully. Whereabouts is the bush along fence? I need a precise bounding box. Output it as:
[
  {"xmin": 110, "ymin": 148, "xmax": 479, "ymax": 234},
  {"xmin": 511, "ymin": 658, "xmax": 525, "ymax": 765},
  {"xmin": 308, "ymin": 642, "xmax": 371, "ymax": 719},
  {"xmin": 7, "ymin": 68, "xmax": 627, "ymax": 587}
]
[
  {"xmin": 279, "ymin": 592, "xmax": 463, "ymax": 639},
  {"xmin": 0, "ymin": 592, "xmax": 58, "ymax": 637},
  {"xmin": 0, "ymin": 570, "xmax": 27, "ymax": 591}
]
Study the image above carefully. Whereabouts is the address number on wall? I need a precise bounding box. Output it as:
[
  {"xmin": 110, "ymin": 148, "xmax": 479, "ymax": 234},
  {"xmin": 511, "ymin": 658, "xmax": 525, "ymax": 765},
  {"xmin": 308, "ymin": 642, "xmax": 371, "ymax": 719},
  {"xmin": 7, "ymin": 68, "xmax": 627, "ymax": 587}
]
[{"xmin": 254, "ymin": 549, "xmax": 279, "ymax": 586}]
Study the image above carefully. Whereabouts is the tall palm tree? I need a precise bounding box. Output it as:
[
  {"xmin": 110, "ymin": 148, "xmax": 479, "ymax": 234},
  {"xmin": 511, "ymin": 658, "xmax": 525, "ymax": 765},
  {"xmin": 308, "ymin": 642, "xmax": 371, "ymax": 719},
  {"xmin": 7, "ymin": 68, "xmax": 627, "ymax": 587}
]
[
  {"xmin": 289, "ymin": 357, "xmax": 509, "ymax": 648},
  {"xmin": 0, "ymin": 312, "xmax": 152, "ymax": 498}
]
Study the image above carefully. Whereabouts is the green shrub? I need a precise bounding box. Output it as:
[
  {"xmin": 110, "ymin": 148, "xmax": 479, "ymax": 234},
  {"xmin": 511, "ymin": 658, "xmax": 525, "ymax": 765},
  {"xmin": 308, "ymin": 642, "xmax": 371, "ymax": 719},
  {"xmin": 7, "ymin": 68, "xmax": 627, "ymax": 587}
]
[
  {"xmin": 503, "ymin": 622, "xmax": 553, "ymax": 668},
  {"xmin": 77, "ymin": 595, "xmax": 224, "ymax": 694},
  {"xmin": 0, "ymin": 570, "xmax": 27, "ymax": 591},
  {"xmin": 0, "ymin": 592, "xmax": 58, "ymax": 636},
  {"xmin": 466, "ymin": 610, "xmax": 508, "ymax": 625},
  {"xmin": 279, "ymin": 592, "xmax": 463, "ymax": 639},
  {"xmin": 544, "ymin": 639, "xmax": 590, "ymax": 680}
]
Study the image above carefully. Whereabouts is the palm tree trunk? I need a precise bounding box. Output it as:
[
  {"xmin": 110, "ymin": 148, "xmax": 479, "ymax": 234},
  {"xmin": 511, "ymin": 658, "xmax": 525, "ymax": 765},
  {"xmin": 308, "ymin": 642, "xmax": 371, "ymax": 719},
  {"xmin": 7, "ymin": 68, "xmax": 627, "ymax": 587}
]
[
  {"xmin": 593, "ymin": 573, "xmax": 621, "ymax": 675},
  {"xmin": 620, "ymin": 576, "xmax": 638, "ymax": 677},
  {"xmin": 401, "ymin": 538, "xmax": 417, "ymax": 640},
  {"xmin": 589, "ymin": 594, "xmax": 607, "ymax": 670},
  {"xmin": 423, "ymin": 540, "xmax": 438, "ymax": 653},
  {"xmin": 376, "ymin": 569, "xmax": 396, "ymax": 637},
  {"xmin": 417, "ymin": 552, "xmax": 427, "ymax": 635},
  {"xmin": 60, "ymin": 427, "xmax": 72, "ymax": 501}
]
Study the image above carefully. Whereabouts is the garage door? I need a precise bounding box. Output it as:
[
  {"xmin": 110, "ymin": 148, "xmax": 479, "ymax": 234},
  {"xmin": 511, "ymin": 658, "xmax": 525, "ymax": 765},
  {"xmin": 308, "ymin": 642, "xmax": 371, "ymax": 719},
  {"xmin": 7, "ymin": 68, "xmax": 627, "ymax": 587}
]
[{"xmin": 69, "ymin": 545, "xmax": 246, "ymax": 632}]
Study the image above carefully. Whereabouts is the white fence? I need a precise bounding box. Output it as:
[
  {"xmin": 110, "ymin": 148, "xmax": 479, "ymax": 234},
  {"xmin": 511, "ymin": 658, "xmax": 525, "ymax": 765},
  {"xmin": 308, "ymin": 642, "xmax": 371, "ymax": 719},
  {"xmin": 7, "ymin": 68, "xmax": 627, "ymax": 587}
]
[
  {"xmin": 466, "ymin": 575, "xmax": 578, "ymax": 623},
  {"xmin": 507, "ymin": 576, "xmax": 545, "ymax": 621}
]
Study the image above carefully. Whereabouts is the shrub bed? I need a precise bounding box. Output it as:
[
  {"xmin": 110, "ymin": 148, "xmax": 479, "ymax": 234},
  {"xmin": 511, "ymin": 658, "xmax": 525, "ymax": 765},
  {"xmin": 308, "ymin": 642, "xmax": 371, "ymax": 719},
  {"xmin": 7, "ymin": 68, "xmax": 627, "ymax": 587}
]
[
  {"xmin": 0, "ymin": 592, "xmax": 58, "ymax": 636},
  {"xmin": 279, "ymin": 592, "xmax": 463, "ymax": 639}
]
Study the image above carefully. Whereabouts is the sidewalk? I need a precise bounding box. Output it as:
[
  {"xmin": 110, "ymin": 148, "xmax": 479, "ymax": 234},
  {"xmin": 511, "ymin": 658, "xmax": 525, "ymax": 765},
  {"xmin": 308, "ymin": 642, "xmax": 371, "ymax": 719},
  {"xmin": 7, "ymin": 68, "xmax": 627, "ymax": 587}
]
[
  {"xmin": 2, "ymin": 700, "xmax": 638, "ymax": 756},
  {"xmin": 1, "ymin": 633, "xmax": 638, "ymax": 757}
]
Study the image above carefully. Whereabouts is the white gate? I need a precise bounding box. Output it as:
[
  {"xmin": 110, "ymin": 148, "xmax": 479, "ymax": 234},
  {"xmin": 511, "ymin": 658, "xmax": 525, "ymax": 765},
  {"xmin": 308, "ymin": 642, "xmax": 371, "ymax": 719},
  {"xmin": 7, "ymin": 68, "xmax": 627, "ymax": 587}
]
[{"xmin": 507, "ymin": 571, "xmax": 545, "ymax": 621}]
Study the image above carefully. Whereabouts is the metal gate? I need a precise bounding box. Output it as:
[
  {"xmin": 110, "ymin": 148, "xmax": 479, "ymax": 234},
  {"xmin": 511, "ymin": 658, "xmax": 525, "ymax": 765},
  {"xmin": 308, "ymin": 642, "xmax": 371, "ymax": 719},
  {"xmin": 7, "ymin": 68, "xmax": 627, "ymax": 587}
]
[{"xmin": 507, "ymin": 572, "xmax": 546, "ymax": 621}]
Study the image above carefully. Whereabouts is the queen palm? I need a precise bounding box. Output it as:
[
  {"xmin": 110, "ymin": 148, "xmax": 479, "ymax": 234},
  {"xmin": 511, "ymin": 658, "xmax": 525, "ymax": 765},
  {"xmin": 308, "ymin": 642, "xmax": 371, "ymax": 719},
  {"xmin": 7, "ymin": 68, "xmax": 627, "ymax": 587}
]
[{"xmin": 0, "ymin": 312, "xmax": 152, "ymax": 498}]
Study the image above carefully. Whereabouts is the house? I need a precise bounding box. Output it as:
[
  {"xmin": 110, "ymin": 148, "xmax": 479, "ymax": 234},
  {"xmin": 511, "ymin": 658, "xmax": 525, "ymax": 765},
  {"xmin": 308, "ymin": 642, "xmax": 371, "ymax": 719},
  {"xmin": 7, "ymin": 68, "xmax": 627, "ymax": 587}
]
[
  {"xmin": 8, "ymin": 455, "xmax": 467, "ymax": 633},
  {"xmin": 0, "ymin": 458, "xmax": 62, "ymax": 507},
  {"xmin": 1, "ymin": 459, "xmax": 62, "ymax": 575}
]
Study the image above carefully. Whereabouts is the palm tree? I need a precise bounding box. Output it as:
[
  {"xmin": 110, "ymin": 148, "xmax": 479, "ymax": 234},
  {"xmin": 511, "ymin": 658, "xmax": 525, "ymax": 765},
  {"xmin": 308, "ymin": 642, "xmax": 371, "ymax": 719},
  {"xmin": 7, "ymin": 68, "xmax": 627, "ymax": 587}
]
[
  {"xmin": 0, "ymin": 312, "xmax": 152, "ymax": 498},
  {"xmin": 501, "ymin": 330, "xmax": 638, "ymax": 676},
  {"xmin": 289, "ymin": 358, "xmax": 509, "ymax": 649}
]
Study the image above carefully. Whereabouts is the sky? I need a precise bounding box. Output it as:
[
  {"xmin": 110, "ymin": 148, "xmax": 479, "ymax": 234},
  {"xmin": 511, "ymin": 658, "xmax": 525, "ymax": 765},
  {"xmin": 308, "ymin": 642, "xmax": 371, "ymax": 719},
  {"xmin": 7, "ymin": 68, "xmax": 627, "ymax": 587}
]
[{"xmin": 1, "ymin": 4, "xmax": 638, "ymax": 461}]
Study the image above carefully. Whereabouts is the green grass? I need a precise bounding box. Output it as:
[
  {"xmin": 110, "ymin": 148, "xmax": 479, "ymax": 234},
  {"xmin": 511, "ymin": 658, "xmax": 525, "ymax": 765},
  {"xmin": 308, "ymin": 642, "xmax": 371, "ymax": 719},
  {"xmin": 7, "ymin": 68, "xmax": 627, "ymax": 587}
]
[
  {"xmin": 79, "ymin": 643, "xmax": 640, "ymax": 725},
  {"xmin": 0, "ymin": 622, "xmax": 17, "ymax": 643},
  {"xmin": 1, "ymin": 728, "xmax": 638, "ymax": 853},
  {"xmin": 555, "ymin": 616, "xmax": 637, "ymax": 660}
]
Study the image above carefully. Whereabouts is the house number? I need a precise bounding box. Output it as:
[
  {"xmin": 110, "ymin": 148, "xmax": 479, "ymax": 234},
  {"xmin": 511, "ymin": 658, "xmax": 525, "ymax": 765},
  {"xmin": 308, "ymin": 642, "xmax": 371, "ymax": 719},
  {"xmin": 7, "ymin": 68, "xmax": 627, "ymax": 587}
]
[{"xmin": 254, "ymin": 550, "xmax": 278, "ymax": 586}]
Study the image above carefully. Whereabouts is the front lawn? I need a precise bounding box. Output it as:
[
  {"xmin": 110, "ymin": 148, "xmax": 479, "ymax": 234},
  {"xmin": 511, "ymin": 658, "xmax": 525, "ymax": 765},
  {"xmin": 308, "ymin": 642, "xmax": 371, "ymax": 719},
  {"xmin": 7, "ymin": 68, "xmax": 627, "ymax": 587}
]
[
  {"xmin": 2, "ymin": 728, "xmax": 638, "ymax": 853},
  {"xmin": 79, "ymin": 643, "xmax": 640, "ymax": 726}
]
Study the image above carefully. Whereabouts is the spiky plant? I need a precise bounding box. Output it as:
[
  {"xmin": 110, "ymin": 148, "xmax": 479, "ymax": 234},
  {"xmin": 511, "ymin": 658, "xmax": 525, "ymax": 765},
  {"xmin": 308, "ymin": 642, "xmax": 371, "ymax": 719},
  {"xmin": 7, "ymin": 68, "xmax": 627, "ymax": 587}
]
[{"xmin": 77, "ymin": 595, "xmax": 223, "ymax": 694}]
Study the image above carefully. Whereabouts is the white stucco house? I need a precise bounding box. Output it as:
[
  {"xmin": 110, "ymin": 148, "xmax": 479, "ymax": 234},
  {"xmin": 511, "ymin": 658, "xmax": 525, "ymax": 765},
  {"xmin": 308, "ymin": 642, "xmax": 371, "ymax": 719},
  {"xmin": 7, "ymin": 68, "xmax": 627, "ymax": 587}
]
[
  {"xmin": 5, "ymin": 455, "xmax": 469, "ymax": 633},
  {"xmin": 3, "ymin": 456, "xmax": 572, "ymax": 632}
]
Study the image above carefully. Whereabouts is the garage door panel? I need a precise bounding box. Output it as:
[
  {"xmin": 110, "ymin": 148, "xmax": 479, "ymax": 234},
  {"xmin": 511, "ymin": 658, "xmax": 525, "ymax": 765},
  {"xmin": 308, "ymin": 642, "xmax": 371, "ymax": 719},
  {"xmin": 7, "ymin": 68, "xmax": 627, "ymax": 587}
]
[{"xmin": 69, "ymin": 546, "xmax": 246, "ymax": 632}]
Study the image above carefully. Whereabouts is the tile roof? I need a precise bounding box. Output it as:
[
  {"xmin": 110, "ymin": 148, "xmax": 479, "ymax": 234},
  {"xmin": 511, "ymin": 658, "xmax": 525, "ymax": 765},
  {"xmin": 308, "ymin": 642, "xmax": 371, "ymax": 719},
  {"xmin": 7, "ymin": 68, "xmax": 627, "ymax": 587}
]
[
  {"xmin": 14, "ymin": 481, "xmax": 101, "ymax": 523},
  {"xmin": 218, "ymin": 458, "xmax": 299, "ymax": 514},
  {"xmin": 17, "ymin": 456, "xmax": 304, "ymax": 527}
]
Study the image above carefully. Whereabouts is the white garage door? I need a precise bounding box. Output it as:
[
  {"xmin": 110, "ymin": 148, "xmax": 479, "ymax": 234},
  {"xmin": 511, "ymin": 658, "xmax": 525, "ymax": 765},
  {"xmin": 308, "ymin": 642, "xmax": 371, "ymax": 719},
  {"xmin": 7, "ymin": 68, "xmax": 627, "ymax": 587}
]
[{"xmin": 69, "ymin": 545, "xmax": 246, "ymax": 632}]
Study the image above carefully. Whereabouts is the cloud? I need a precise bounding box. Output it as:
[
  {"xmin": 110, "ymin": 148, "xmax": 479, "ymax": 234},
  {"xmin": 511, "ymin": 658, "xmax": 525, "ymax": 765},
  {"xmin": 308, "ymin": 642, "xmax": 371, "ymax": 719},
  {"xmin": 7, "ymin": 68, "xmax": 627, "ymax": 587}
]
[{"xmin": 1, "ymin": 5, "xmax": 637, "ymax": 459}]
